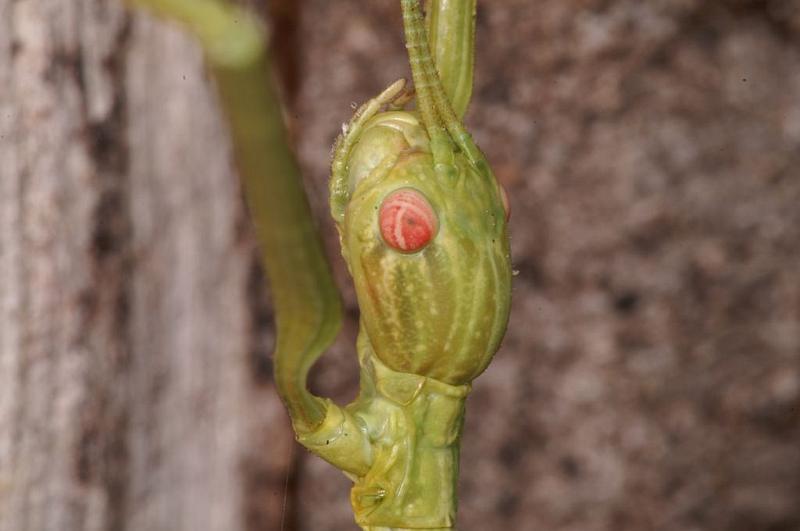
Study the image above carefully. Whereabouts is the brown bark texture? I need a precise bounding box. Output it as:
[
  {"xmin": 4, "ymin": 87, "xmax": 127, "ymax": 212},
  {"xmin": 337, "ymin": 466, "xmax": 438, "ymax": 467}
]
[{"xmin": 1, "ymin": 1, "xmax": 799, "ymax": 531}]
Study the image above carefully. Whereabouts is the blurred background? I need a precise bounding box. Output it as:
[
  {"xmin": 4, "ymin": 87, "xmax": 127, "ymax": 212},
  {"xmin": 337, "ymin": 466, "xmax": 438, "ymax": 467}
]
[{"xmin": 1, "ymin": 1, "xmax": 798, "ymax": 530}]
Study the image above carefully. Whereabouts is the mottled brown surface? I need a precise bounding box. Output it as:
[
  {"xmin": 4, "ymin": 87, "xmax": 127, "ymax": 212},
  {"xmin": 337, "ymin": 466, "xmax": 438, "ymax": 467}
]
[
  {"xmin": 290, "ymin": 1, "xmax": 800, "ymax": 530},
  {"xmin": 1, "ymin": 1, "xmax": 798, "ymax": 531}
]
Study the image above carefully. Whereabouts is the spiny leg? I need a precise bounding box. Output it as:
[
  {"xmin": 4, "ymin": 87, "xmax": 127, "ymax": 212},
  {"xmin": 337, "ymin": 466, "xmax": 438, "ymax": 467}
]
[
  {"xmin": 401, "ymin": 0, "xmax": 446, "ymax": 137},
  {"xmin": 402, "ymin": 0, "xmax": 490, "ymax": 174},
  {"xmin": 332, "ymin": 80, "xmax": 408, "ymax": 189},
  {"xmin": 330, "ymin": 79, "xmax": 410, "ymax": 223}
]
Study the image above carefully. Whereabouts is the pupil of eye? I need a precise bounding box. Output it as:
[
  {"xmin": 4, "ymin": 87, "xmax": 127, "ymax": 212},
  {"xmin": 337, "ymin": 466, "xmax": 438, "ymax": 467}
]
[{"xmin": 379, "ymin": 189, "xmax": 437, "ymax": 252}]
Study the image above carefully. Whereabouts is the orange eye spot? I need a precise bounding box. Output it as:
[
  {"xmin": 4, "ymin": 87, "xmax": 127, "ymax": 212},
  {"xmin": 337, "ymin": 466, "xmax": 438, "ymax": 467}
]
[{"xmin": 379, "ymin": 188, "xmax": 438, "ymax": 252}]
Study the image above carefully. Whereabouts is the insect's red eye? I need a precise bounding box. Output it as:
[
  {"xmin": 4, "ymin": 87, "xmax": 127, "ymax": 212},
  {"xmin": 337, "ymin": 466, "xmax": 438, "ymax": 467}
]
[{"xmin": 379, "ymin": 188, "xmax": 438, "ymax": 252}]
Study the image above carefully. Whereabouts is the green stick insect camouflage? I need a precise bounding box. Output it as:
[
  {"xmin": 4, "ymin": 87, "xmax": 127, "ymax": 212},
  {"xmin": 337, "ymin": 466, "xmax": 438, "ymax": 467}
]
[
  {"xmin": 126, "ymin": 0, "xmax": 511, "ymax": 528},
  {"xmin": 314, "ymin": 2, "xmax": 511, "ymax": 527}
]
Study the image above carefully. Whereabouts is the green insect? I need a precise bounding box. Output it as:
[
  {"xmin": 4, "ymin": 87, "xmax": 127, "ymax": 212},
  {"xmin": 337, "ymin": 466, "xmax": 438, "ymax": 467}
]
[
  {"xmin": 127, "ymin": 0, "xmax": 511, "ymax": 528},
  {"xmin": 301, "ymin": 3, "xmax": 512, "ymax": 526}
]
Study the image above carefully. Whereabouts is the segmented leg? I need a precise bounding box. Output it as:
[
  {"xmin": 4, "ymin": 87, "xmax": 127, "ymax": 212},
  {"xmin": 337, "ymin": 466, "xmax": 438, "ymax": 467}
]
[
  {"xmin": 401, "ymin": 0, "xmax": 490, "ymax": 174},
  {"xmin": 330, "ymin": 79, "xmax": 410, "ymax": 223}
]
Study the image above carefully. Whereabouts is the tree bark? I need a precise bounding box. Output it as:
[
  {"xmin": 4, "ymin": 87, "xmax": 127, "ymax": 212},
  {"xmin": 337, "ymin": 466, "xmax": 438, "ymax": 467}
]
[{"xmin": 0, "ymin": 1, "xmax": 292, "ymax": 530}]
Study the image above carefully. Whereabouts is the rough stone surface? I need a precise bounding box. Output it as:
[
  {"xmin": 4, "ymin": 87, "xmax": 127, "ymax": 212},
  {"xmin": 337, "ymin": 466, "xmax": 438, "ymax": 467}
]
[{"xmin": 1, "ymin": 1, "xmax": 798, "ymax": 531}]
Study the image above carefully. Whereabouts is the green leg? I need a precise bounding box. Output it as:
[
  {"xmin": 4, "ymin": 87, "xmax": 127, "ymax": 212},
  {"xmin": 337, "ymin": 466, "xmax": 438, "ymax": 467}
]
[
  {"xmin": 330, "ymin": 79, "xmax": 410, "ymax": 224},
  {"xmin": 426, "ymin": 0, "xmax": 476, "ymax": 120},
  {"xmin": 403, "ymin": 0, "xmax": 497, "ymax": 183},
  {"xmin": 127, "ymin": 0, "xmax": 342, "ymax": 433}
]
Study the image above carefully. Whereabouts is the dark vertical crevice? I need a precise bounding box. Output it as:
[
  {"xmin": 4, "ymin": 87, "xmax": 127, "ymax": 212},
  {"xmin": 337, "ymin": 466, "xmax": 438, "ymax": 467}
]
[
  {"xmin": 242, "ymin": 451, "xmax": 299, "ymax": 531},
  {"xmin": 278, "ymin": 458, "xmax": 300, "ymax": 531},
  {"xmin": 266, "ymin": 0, "xmax": 303, "ymax": 109},
  {"xmin": 72, "ymin": 8, "xmax": 134, "ymax": 531},
  {"xmin": 245, "ymin": 253, "xmax": 276, "ymax": 385}
]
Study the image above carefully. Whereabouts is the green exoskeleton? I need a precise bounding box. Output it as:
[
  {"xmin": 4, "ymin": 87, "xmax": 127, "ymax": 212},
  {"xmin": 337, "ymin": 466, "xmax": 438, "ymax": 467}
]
[
  {"xmin": 126, "ymin": 0, "xmax": 510, "ymax": 528},
  {"xmin": 294, "ymin": 2, "xmax": 512, "ymax": 528}
]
